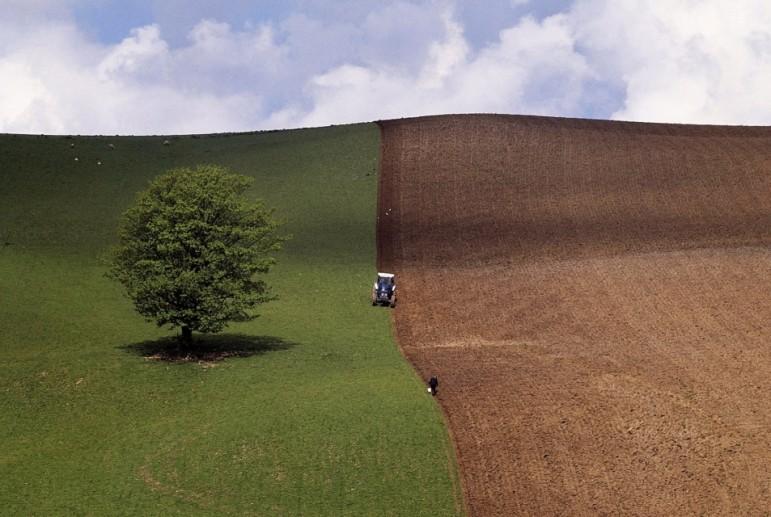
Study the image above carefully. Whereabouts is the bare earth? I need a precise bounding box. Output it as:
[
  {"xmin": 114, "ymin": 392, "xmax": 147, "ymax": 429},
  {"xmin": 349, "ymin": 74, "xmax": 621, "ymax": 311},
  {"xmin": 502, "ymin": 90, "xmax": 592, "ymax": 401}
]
[{"xmin": 377, "ymin": 115, "xmax": 771, "ymax": 516}]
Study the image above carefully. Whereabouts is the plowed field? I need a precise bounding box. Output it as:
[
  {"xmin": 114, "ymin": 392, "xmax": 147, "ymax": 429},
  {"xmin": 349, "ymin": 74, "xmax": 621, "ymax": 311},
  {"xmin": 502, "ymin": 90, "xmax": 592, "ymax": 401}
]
[{"xmin": 377, "ymin": 115, "xmax": 771, "ymax": 516}]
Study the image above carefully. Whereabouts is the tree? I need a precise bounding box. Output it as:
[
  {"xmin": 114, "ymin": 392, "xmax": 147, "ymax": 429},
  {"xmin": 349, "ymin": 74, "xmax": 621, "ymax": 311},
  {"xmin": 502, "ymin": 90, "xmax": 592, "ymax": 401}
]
[{"xmin": 108, "ymin": 165, "xmax": 286, "ymax": 345}]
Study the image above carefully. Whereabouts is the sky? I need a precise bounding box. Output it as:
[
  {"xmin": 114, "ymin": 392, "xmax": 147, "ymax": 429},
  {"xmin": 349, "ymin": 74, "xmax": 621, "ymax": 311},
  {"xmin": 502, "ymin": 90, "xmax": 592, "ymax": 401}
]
[{"xmin": 1, "ymin": 0, "xmax": 770, "ymax": 134}]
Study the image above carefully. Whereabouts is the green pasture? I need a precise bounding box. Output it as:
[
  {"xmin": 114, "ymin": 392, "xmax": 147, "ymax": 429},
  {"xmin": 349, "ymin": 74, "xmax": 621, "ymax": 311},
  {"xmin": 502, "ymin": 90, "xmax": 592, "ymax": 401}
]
[{"xmin": 0, "ymin": 126, "xmax": 462, "ymax": 515}]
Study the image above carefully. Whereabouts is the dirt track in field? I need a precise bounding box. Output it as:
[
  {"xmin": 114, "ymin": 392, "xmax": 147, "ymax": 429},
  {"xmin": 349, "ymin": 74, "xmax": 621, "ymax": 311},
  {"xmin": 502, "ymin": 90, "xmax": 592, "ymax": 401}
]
[{"xmin": 377, "ymin": 115, "xmax": 771, "ymax": 516}]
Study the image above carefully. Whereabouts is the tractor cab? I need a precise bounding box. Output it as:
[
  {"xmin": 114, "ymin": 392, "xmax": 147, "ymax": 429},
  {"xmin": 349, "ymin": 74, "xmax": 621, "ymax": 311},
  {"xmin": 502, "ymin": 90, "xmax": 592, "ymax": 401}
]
[{"xmin": 372, "ymin": 272, "xmax": 397, "ymax": 308}]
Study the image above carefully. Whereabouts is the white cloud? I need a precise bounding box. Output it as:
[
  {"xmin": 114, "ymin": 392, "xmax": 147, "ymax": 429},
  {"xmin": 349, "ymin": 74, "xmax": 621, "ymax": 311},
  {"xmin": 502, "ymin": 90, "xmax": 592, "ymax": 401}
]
[
  {"xmin": 571, "ymin": 0, "xmax": 771, "ymax": 124},
  {"xmin": 98, "ymin": 25, "xmax": 169, "ymax": 80},
  {"xmin": 0, "ymin": 61, "xmax": 55, "ymax": 128},
  {"xmin": 1, "ymin": 1, "xmax": 771, "ymax": 134},
  {"xmin": 418, "ymin": 11, "xmax": 470, "ymax": 89},
  {"xmin": 296, "ymin": 0, "xmax": 771, "ymax": 127},
  {"xmin": 0, "ymin": 19, "xmax": 274, "ymax": 134},
  {"xmin": 295, "ymin": 10, "xmax": 591, "ymax": 127}
]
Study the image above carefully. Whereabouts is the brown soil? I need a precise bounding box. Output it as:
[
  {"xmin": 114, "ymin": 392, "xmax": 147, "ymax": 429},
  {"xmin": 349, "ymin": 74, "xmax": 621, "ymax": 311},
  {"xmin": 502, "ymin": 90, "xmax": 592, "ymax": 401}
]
[{"xmin": 377, "ymin": 114, "xmax": 771, "ymax": 516}]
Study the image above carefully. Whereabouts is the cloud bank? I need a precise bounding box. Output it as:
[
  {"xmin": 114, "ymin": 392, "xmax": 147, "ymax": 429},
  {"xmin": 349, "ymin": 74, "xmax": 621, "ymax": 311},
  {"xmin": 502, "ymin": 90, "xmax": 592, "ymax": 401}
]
[{"xmin": 1, "ymin": 0, "xmax": 770, "ymax": 134}]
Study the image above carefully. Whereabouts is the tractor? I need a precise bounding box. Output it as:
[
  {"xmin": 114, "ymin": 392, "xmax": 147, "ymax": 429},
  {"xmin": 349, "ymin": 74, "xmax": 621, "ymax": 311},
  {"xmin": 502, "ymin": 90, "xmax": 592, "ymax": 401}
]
[{"xmin": 372, "ymin": 272, "xmax": 397, "ymax": 308}]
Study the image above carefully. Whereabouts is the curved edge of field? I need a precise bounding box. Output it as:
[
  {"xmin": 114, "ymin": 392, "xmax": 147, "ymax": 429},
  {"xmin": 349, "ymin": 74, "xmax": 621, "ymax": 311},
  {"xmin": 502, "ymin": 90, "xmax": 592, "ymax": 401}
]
[
  {"xmin": 377, "ymin": 123, "xmax": 468, "ymax": 516},
  {"xmin": 0, "ymin": 123, "xmax": 460, "ymax": 516},
  {"xmin": 377, "ymin": 114, "xmax": 771, "ymax": 516},
  {"xmin": 386, "ymin": 306, "xmax": 468, "ymax": 517}
]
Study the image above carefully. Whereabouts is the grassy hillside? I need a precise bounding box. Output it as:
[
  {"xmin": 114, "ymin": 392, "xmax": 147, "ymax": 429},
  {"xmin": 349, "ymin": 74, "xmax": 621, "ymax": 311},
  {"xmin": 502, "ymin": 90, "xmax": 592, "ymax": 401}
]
[{"xmin": 0, "ymin": 126, "xmax": 461, "ymax": 515}]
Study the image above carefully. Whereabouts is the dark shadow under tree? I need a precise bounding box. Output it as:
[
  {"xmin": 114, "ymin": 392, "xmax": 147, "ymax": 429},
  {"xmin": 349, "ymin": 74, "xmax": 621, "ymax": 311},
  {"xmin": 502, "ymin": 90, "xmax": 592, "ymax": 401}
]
[{"xmin": 121, "ymin": 333, "xmax": 295, "ymax": 362}]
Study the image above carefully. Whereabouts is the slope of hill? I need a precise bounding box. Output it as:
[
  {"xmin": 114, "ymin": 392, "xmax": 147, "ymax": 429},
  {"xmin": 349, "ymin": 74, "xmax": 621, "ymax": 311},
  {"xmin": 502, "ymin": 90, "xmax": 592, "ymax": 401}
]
[
  {"xmin": 378, "ymin": 114, "xmax": 771, "ymax": 515},
  {"xmin": 0, "ymin": 126, "xmax": 462, "ymax": 515}
]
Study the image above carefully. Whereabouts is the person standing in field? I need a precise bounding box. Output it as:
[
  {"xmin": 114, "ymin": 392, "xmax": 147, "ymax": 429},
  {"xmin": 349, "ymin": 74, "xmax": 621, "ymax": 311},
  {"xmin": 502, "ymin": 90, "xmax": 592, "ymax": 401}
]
[{"xmin": 428, "ymin": 376, "xmax": 438, "ymax": 396}]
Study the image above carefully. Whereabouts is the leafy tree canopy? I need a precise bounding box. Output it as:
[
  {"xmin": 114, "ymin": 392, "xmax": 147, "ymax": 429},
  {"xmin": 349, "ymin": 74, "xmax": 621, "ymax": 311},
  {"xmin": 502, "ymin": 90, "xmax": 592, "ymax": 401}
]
[{"xmin": 108, "ymin": 165, "xmax": 286, "ymax": 343}]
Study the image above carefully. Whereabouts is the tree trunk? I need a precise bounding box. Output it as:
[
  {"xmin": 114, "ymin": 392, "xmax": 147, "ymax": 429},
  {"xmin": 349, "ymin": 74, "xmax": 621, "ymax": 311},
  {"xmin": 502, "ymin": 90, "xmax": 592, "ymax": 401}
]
[{"xmin": 180, "ymin": 325, "xmax": 193, "ymax": 346}]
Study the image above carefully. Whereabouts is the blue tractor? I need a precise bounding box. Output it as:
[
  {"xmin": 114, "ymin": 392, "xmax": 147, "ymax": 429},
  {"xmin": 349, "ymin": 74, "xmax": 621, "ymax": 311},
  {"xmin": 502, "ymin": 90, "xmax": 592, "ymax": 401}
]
[{"xmin": 372, "ymin": 272, "xmax": 397, "ymax": 308}]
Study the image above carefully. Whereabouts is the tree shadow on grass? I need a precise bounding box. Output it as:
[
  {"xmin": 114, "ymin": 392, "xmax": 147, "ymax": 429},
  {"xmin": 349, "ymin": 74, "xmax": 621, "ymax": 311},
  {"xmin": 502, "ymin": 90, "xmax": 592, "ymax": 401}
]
[{"xmin": 121, "ymin": 333, "xmax": 296, "ymax": 363}]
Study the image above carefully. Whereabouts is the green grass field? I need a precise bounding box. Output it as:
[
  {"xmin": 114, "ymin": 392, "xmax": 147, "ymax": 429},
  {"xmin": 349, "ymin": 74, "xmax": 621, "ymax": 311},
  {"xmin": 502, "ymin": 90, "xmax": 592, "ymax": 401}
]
[{"xmin": 0, "ymin": 126, "xmax": 462, "ymax": 515}]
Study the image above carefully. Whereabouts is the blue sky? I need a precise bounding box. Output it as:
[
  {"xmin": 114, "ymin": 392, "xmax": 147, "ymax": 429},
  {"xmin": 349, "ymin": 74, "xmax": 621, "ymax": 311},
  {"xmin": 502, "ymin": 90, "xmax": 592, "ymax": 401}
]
[
  {"xmin": 1, "ymin": 1, "xmax": 770, "ymax": 134},
  {"xmin": 71, "ymin": 1, "xmax": 569, "ymax": 48}
]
